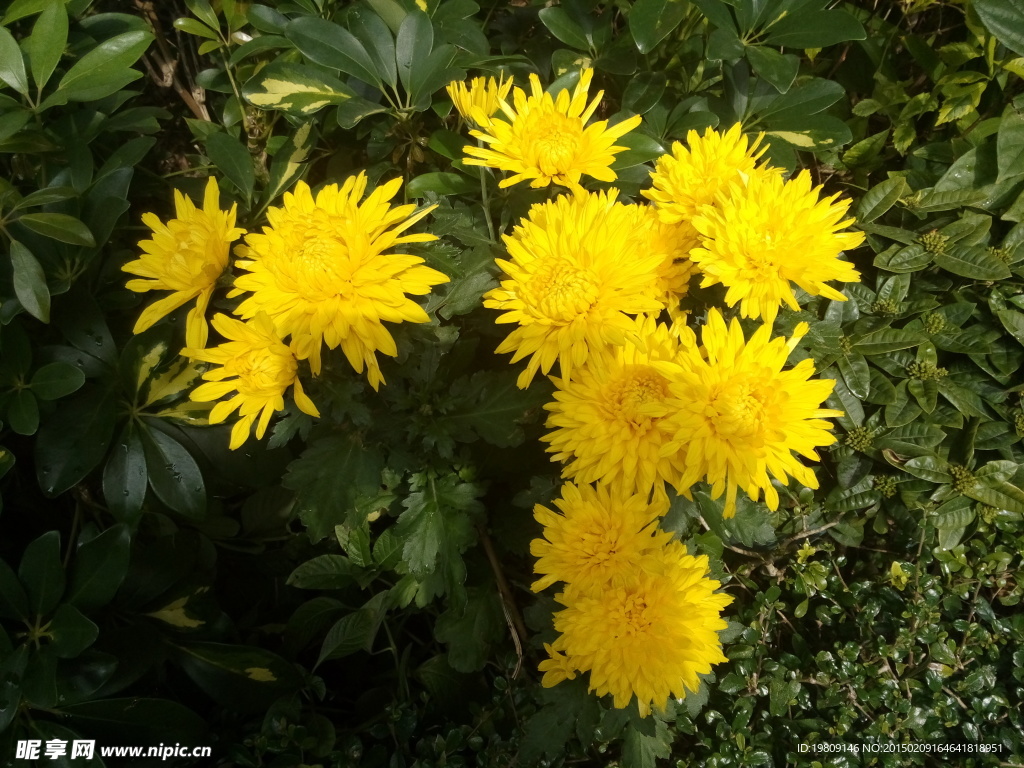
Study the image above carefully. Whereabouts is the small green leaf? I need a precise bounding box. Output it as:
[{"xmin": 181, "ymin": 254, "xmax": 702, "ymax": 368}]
[
  {"xmin": 140, "ymin": 423, "xmax": 206, "ymax": 519},
  {"xmin": 49, "ymin": 604, "xmax": 99, "ymax": 659},
  {"xmin": 762, "ymin": 9, "xmax": 866, "ymax": 48},
  {"xmin": 205, "ymin": 132, "xmax": 255, "ymax": 202},
  {"xmin": 65, "ymin": 524, "xmax": 131, "ymax": 612},
  {"xmin": 56, "ymin": 30, "xmax": 153, "ymax": 101},
  {"xmin": 628, "ymin": 0, "xmax": 688, "ymax": 54},
  {"xmin": 996, "ymin": 309, "xmax": 1024, "ymax": 347},
  {"xmin": 26, "ymin": 2, "xmax": 67, "ymax": 91},
  {"xmin": 857, "ymin": 177, "xmax": 908, "ymax": 224},
  {"xmin": 396, "ymin": 11, "xmax": 433, "ymax": 93},
  {"xmin": 745, "ymin": 46, "xmax": 798, "ymax": 93},
  {"xmin": 7, "ymin": 389, "xmax": 39, "ymax": 435},
  {"xmin": 317, "ymin": 592, "xmax": 388, "ymax": 665},
  {"xmin": 30, "ymin": 361, "xmax": 85, "ymax": 400},
  {"xmin": 903, "ymin": 455, "xmax": 951, "ymax": 483},
  {"xmin": 18, "ymin": 531, "xmax": 64, "ymax": 616},
  {"xmin": 287, "ymin": 554, "xmax": 360, "ymax": 590},
  {"xmin": 17, "ymin": 213, "xmax": 95, "ymax": 246},
  {"xmin": 539, "ymin": 7, "xmax": 590, "ymax": 50},
  {"xmin": 0, "ymin": 25, "xmax": 28, "ymax": 95},
  {"xmin": 285, "ymin": 16, "xmax": 380, "ymax": 86},
  {"xmin": 36, "ymin": 388, "xmax": 117, "ymax": 496},
  {"xmin": 10, "ymin": 240, "xmax": 50, "ymax": 322},
  {"xmin": 852, "ymin": 329, "xmax": 927, "ymax": 355},
  {"xmin": 407, "ymin": 172, "xmax": 476, "ymax": 198}
]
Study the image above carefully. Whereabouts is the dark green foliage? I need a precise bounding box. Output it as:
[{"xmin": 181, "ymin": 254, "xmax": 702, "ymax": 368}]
[{"xmin": 0, "ymin": 0, "xmax": 1022, "ymax": 766}]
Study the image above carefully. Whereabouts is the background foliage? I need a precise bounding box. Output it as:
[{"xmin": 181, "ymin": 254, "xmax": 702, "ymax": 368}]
[{"xmin": 0, "ymin": 0, "xmax": 1023, "ymax": 765}]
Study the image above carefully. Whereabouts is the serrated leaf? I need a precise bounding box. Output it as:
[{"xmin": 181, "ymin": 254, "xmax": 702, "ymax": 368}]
[
  {"xmin": 397, "ymin": 473, "xmax": 480, "ymax": 575},
  {"xmin": 446, "ymin": 371, "xmax": 546, "ymax": 448},
  {"xmin": 283, "ymin": 435, "xmax": 384, "ymax": 542}
]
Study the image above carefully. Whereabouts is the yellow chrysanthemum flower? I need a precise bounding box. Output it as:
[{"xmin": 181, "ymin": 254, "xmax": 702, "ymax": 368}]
[
  {"xmin": 462, "ymin": 68, "xmax": 642, "ymax": 192},
  {"xmin": 538, "ymin": 642, "xmax": 578, "ymax": 687},
  {"xmin": 123, "ymin": 177, "xmax": 245, "ymax": 349},
  {"xmin": 483, "ymin": 190, "xmax": 666, "ymax": 388},
  {"xmin": 446, "ymin": 73, "xmax": 513, "ymax": 125},
  {"xmin": 542, "ymin": 316, "xmax": 688, "ymax": 496},
  {"xmin": 690, "ymin": 170, "xmax": 864, "ymax": 325},
  {"xmin": 660, "ymin": 309, "xmax": 843, "ymax": 518},
  {"xmin": 546, "ymin": 543, "xmax": 733, "ymax": 716},
  {"xmin": 646, "ymin": 210, "xmax": 700, "ymax": 318},
  {"xmin": 530, "ymin": 482, "xmax": 672, "ymax": 593},
  {"xmin": 643, "ymin": 123, "xmax": 771, "ymax": 232},
  {"xmin": 184, "ymin": 312, "xmax": 320, "ymax": 450},
  {"xmin": 230, "ymin": 174, "xmax": 449, "ymax": 390}
]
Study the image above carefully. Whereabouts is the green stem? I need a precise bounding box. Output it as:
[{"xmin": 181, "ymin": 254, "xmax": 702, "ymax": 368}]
[{"xmin": 480, "ymin": 165, "xmax": 495, "ymax": 242}]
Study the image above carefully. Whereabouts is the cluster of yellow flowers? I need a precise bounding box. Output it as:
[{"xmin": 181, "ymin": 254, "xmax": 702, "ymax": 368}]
[
  {"xmin": 448, "ymin": 68, "xmax": 865, "ymax": 715},
  {"xmin": 123, "ymin": 174, "xmax": 448, "ymax": 449}
]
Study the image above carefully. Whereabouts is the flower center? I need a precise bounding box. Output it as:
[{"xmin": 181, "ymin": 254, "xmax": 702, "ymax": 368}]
[
  {"xmin": 706, "ymin": 379, "xmax": 769, "ymax": 440},
  {"xmin": 527, "ymin": 258, "xmax": 598, "ymax": 322},
  {"xmin": 289, "ymin": 234, "xmax": 353, "ymax": 299},
  {"xmin": 523, "ymin": 111, "xmax": 582, "ymax": 176},
  {"xmin": 232, "ymin": 347, "xmax": 295, "ymax": 398},
  {"xmin": 604, "ymin": 365, "xmax": 669, "ymax": 427},
  {"xmin": 619, "ymin": 591, "xmax": 651, "ymax": 635}
]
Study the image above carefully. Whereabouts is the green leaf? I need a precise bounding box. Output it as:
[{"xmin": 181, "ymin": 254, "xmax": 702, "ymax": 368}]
[
  {"xmin": 283, "ymin": 434, "xmax": 384, "ymax": 542},
  {"xmin": 35, "ymin": 388, "xmax": 117, "ymax": 497},
  {"xmin": 933, "ymin": 245, "xmax": 1011, "ymax": 280},
  {"xmin": 349, "ymin": 7, "xmax": 397, "ymax": 89},
  {"xmin": 205, "ymin": 132, "xmax": 254, "ymax": 202},
  {"xmin": 242, "ymin": 62, "xmax": 355, "ymax": 115},
  {"xmin": 622, "ymin": 71, "xmax": 667, "ymax": 114},
  {"xmin": 622, "ymin": 718, "xmax": 673, "ymax": 768},
  {"xmin": 908, "ymin": 377, "xmax": 938, "ymax": 413},
  {"xmin": 56, "ymin": 30, "xmax": 153, "ymax": 101},
  {"xmin": 263, "ymin": 120, "xmax": 314, "ymax": 205},
  {"xmin": 609, "ymin": 130, "xmax": 666, "ymax": 169},
  {"xmin": 18, "ymin": 530, "xmax": 64, "ymax": 616},
  {"xmin": 434, "ymin": 587, "xmax": 504, "ymax": 672},
  {"xmin": 10, "ymin": 240, "xmax": 50, "ymax": 323},
  {"xmin": 0, "ymin": 25, "xmax": 28, "ymax": 95},
  {"xmin": 539, "ymin": 7, "xmax": 590, "ymax": 50},
  {"xmin": 7, "ymin": 389, "xmax": 39, "ymax": 435},
  {"xmin": 285, "ymin": 16, "xmax": 380, "ymax": 86},
  {"xmin": 62, "ymin": 698, "xmax": 207, "ymax": 745},
  {"xmin": 397, "ymin": 474, "xmax": 480, "ymax": 577},
  {"xmin": 975, "ymin": 0, "xmax": 1024, "ymax": 56},
  {"xmin": 64, "ymin": 524, "xmax": 130, "ymax": 612},
  {"xmin": 30, "ymin": 361, "xmax": 84, "ymax": 400},
  {"xmin": 446, "ymin": 371, "xmax": 546, "ymax": 448},
  {"xmin": 173, "ymin": 17, "xmax": 220, "ymax": 40},
  {"xmin": 140, "ymin": 423, "xmax": 206, "ymax": 519},
  {"xmin": 407, "ymin": 171, "xmax": 476, "ymax": 197},
  {"xmin": 287, "ymin": 554, "xmax": 361, "ymax": 589},
  {"xmin": 857, "ymin": 177, "xmax": 908, "ymax": 223},
  {"xmin": 822, "ymin": 369, "xmax": 863, "ymax": 428},
  {"xmin": 762, "ymin": 9, "xmax": 865, "ymax": 48},
  {"xmin": 873, "ymin": 243, "xmax": 932, "ymax": 273},
  {"xmin": 628, "ymin": 0, "xmax": 688, "ymax": 54},
  {"xmin": 0, "ymin": 557, "xmax": 29, "ymax": 620},
  {"xmin": 26, "ymin": 2, "xmax": 67, "ymax": 91},
  {"xmin": 852, "ymin": 329, "xmax": 927, "ymax": 355},
  {"xmin": 997, "ymin": 109, "xmax": 1024, "ymax": 182},
  {"xmin": 707, "ymin": 27, "xmax": 743, "ymax": 60},
  {"xmin": 745, "ymin": 46, "xmax": 798, "ymax": 93},
  {"xmin": 396, "ymin": 11, "xmax": 433, "ymax": 94},
  {"xmin": 837, "ymin": 354, "xmax": 870, "ymax": 399},
  {"xmin": 17, "ymin": 212, "xmax": 95, "ymax": 246},
  {"xmin": 995, "ymin": 309, "xmax": 1024, "ymax": 347},
  {"xmin": 49, "ymin": 604, "xmax": 99, "ymax": 659},
  {"xmin": 902, "ymin": 455, "xmax": 951, "ymax": 483},
  {"xmin": 317, "ymin": 592, "xmax": 388, "ymax": 665},
  {"xmin": 963, "ymin": 475, "xmax": 1024, "ymax": 514},
  {"xmin": 175, "ymin": 641, "xmax": 301, "ymax": 712},
  {"xmin": 764, "ymin": 114, "xmax": 851, "ymax": 151}
]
